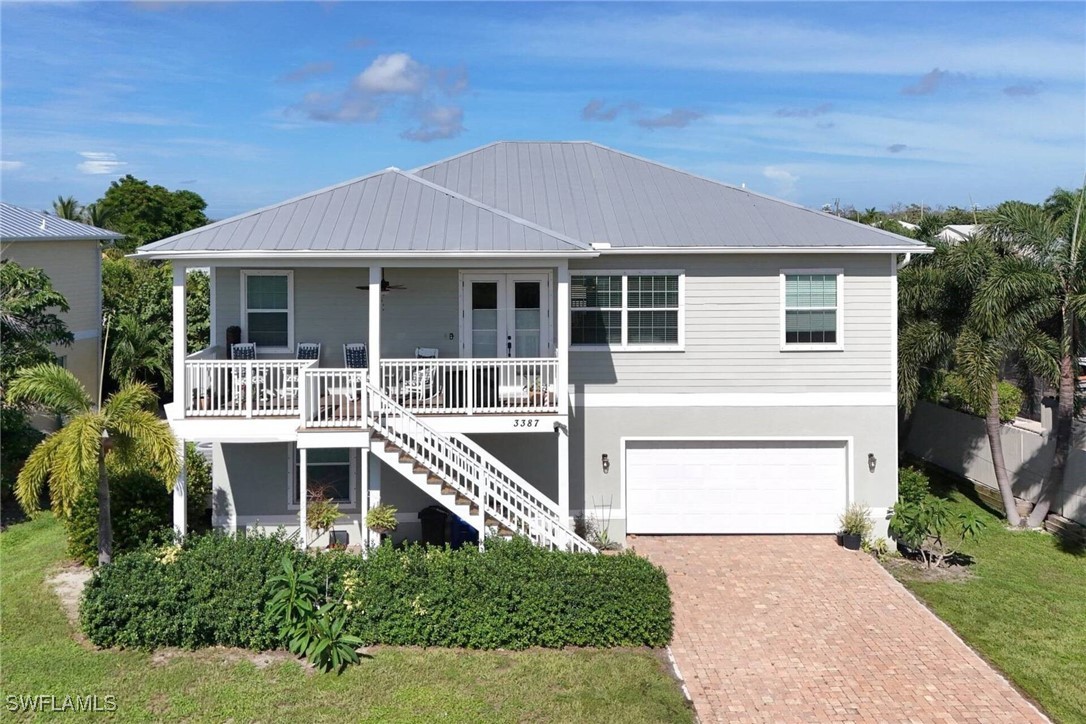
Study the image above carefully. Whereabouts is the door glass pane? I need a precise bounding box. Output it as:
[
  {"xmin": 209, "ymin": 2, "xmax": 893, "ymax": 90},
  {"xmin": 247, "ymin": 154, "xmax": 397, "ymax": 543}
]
[
  {"xmin": 471, "ymin": 282, "xmax": 498, "ymax": 357},
  {"xmin": 512, "ymin": 282, "xmax": 541, "ymax": 358}
]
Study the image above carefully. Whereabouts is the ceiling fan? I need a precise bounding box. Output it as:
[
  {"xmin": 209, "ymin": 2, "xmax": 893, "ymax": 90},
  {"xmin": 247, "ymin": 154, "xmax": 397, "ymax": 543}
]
[{"xmin": 356, "ymin": 276, "xmax": 406, "ymax": 293}]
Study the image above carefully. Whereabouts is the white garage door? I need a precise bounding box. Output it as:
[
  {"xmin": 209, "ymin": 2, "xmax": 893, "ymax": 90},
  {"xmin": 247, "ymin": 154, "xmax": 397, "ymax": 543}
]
[{"xmin": 625, "ymin": 440, "xmax": 848, "ymax": 534}]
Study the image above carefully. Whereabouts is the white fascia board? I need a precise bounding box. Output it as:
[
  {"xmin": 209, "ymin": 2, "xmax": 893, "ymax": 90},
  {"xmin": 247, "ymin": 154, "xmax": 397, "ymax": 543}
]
[
  {"xmin": 130, "ymin": 250, "xmax": 599, "ymax": 262},
  {"xmin": 595, "ymin": 245, "xmax": 933, "ymax": 255}
]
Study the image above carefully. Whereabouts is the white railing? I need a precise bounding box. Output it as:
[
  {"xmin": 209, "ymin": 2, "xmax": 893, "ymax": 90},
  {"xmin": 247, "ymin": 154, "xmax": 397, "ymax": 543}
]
[
  {"xmin": 366, "ymin": 383, "xmax": 594, "ymax": 553},
  {"xmin": 184, "ymin": 359, "xmax": 316, "ymax": 418},
  {"xmin": 378, "ymin": 358, "xmax": 559, "ymax": 415},
  {"xmin": 302, "ymin": 369, "xmax": 368, "ymax": 428}
]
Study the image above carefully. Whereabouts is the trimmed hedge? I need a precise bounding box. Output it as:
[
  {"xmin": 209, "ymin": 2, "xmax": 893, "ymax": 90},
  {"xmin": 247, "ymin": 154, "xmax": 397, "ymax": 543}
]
[
  {"xmin": 934, "ymin": 372, "xmax": 1024, "ymax": 423},
  {"xmin": 82, "ymin": 535, "xmax": 673, "ymax": 651}
]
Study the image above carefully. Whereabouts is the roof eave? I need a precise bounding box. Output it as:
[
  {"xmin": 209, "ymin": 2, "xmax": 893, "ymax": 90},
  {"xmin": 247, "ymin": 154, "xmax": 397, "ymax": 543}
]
[{"xmin": 129, "ymin": 249, "xmax": 600, "ymax": 261}]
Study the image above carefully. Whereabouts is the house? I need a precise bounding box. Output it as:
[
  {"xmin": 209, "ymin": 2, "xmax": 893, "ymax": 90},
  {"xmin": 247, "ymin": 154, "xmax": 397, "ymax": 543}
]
[
  {"xmin": 1, "ymin": 203, "xmax": 120, "ymax": 421},
  {"xmin": 135, "ymin": 142, "xmax": 929, "ymax": 549}
]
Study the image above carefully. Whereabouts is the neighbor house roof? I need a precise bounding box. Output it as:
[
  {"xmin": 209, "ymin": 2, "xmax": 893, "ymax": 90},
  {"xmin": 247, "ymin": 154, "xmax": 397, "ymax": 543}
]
[
  {"xmin": 136, "ymin": 141, "xmax": 927, "ymax": 258},
  {"xmin": 415, "ymin": 142, "xmax": 928, "ymax": 251},
  {"xmin": 137, "ymin": 169, "xmax": 590, "ymax": 257},
  {"xmin": 0, "ymin": 202, "xmax": 122, "ymax": 242}
]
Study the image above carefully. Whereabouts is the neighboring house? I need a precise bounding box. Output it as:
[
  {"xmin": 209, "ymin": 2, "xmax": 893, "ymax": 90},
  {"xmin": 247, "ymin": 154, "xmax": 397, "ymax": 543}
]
[
  {"xmin": 0, "ymin": 203, "xmax": 119, "ymax": 417},
  {"xmin": 893, "ymin": 220, "xmax": 980, "ymax": 244},
  {"xmin": 135, "ymin": 142, "xmax": 929, "ymax": 548}
]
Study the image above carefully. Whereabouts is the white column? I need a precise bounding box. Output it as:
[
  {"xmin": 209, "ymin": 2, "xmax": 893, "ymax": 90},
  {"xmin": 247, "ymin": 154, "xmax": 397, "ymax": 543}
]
[
  {"xmin": 172, "ymin": 264, "xmax": 187, "ymax": 409},
  {"xmin": 298, "ymin": 447, "xmax": 308, "ymax": 549},
  {"xmin": 368, "ymin": 265, "xmax": 382, "ymax": 387},
  {"xmin": 556, "ymin": 262, "xmax": 571, "ymax": 524},
  {"xmin": 366, "ymin": 451, "xmax": 381, "ymax": 548},
  {"xmin": 173, "ymin": 438, "xmax": 187, "ymax": 539},
  {"xmin": 208, "ymin": 266, "xmax": 218, "ymax": 348}
]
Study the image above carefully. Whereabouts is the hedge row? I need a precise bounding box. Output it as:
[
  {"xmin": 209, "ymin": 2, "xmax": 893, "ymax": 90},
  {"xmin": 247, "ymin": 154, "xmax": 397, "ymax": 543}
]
[{"xmin": 82, "ymin": 534, "xmax": 673, "ymax": 651}]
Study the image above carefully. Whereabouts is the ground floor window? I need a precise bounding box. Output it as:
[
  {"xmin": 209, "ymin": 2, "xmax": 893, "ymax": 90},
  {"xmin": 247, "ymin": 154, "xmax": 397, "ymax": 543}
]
[{"xmin": 289, "ymin": 447, "xmax": 355, "ymax": 505}]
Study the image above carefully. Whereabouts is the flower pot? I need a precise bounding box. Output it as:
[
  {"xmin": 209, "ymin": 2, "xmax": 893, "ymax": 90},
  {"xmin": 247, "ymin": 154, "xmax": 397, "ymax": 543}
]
[{"xmin": 842, "ymin": 533, "xmax": 862, "ymax": 550}]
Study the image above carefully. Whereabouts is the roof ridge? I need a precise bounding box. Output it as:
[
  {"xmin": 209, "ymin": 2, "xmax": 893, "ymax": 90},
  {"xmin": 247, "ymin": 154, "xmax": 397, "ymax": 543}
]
[
  {"xmin": 582, "ymin": 142, "xmax": 927, "ymax": 248},
  {"xmin": 139, "ymin": 168, "xmax": 394, "ymax": 251},
  {"xmin": 396, "ymin": 170, "xmax": 592, "ymax": 251},
  {"xmin": 408, "ymin": 140, "xmax": 598, "ymax": 175}
]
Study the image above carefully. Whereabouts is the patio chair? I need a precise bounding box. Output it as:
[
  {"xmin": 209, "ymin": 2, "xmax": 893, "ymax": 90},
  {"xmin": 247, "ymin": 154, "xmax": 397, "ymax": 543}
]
[
  {"xmin": 386, "ymin": 348, "xmax": 441, "ymax": 407},
  {"xmin": 498, "ymin": 374, "xmax": 553, "ymax": 408},
  {"xmin": 415, "ymin": 347, "xmax": 440, "ymax": 359},
  {"xmin": 319, "ymin": 344, "xmax": 367, "ymax": 415},
  {"xmin": 229, "ymin": 343, "xmax": 259, "ymax": 407},
  {"xmin": 343, "ymin": 343, "xmax": 368, "ymax": 369},
  {"xmin": 279, "ymin": 343, "xmax": 321, "ymax": 405}
]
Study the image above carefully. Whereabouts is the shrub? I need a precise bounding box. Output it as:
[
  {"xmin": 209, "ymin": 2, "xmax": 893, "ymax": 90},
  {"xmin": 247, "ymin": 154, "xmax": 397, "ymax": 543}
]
[
  {"xmin": 81, "ymin": 534, "xmax": 673, "ymax": 651},
  {"xmin": 365, "ymin": 504, "xmax": 397, "ymax": 534},
  {"xmin": 66, "ymin": 468, "xmax": 171, "ymax": 567},
  {"xmin": 838, "ymin": 503, "xmax": 873, "ymax": 538},
  {"xmin": 937, "ymin": 372, "xmax": 1023, "ymax": 423},
  {"xmin": 898, "ymin": 467, "xmax": 931, "ymax": 505},
  {"xmin": 889, "ymin": 497, "xmax": 986, "ymax": 568},
  {"xmin": 185, "ymin": 442, "xmax": 213, "ymax": 533},
  {"xmin": 0, "ymin": 406, "xmax": 43, "ymax": 507}
]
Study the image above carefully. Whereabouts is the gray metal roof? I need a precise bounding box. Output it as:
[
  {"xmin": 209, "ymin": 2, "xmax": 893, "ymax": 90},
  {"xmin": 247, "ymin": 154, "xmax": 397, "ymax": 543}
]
[
  {"xmin": 0, "ymin": 202, "xmax": 122, "ymax": 241},
  {"xmin": 137, "ymin": 169, "xmax": 590, "ymax": 256},
  {"xmin": 414, "ymin": 141, "xmax": 928, "ymax": 250}
]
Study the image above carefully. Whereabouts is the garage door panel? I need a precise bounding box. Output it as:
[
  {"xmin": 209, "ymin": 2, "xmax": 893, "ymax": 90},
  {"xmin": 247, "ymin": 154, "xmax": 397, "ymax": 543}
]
[{"xmin": 626, "ymin": 440, "xmax": 847, "ymax": 534}]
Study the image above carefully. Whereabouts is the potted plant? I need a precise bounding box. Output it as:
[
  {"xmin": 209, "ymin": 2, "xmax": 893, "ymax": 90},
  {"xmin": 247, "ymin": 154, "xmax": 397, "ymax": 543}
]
[
  {"xmin": 838, "ymin": 502, "xmax": 872, "ymax": 551},
  {"xmin": 366, "ymin": 504, "xmax": 398, "ymax": 538},
  {"xmin": 305, "ymin": 487, "xmax": 341, "ymax": 549}
]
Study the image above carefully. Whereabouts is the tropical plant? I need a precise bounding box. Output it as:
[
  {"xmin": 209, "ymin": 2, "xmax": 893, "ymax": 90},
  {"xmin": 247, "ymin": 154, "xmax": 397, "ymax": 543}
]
[
  {"xmin": 897, "ymin": 467, "xmax": 931, "ymax": 506},
  {"xmin": 8, "ymin": 364, "xmax": 179, "ymax": 565},
  {"xmin": 95, "ymin": 175, "xmax": 208, "ymax": 254},
  {"xmin": 305, "ymin": 487, "xmax": 341, "ymax": 541},
  {"xmin": 108, "ymin": 313, "xmax": 172, "ymax": 389},
  {"xmin": 0, "ymin": 260, "xmax": 73, "ymax": 391},
  {"xmin": 80, "ymin": 201, "xmax": 114, "ymax": 230},
  {"xmin": 839, "ymin": 503, "xmax": 873, "ymax": 538},
  {"xmin": 365, "ymin": 504, "xmax": 397, "ymax": 534},
  {"xmin": 889, "ymin": 497, "xmax": 986, "ymax": 568},
  {"xmin": 980, "ymin": 187, "xmax": 1085, "ymax": 527},
  {"xmin": 52, "ymin": 195, "xmax": 82, "ymax": 220}
]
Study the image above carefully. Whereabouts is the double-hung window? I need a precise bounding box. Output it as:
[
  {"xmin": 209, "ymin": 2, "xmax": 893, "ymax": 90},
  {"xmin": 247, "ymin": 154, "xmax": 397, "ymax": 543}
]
[
  {"xmin": 289, "ymin": 447, "xmax": 355, "ymax": 507},
  {"xmin": 781, "ymin": 270, "xmax": 843, "ymax": 350},
  {"xmin": 242, "ymin": 270, "xmax": 293, "ymax": 351},
  {"xmin": 571, "ymin": 271, "xmax": 683, "ymax": 349}
]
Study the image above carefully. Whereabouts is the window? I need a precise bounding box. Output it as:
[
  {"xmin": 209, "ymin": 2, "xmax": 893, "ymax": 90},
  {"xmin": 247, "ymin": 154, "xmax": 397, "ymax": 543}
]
[
  {"xmin": 289, "ymin": 447, "xmax": 354, "ymax": 506},
  {"xmin": 571, "ymin": 272, "xmax": 683, "ymax": 349},
  {"xmin": 242, "ymin": 271, "xmax": 293, "ymax": 350},
  {"xmin": 781, "ymin": 270, "xmax": 843, "ymax": 350}
]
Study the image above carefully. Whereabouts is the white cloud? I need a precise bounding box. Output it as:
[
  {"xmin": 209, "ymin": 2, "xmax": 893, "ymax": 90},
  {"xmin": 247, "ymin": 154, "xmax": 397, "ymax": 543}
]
[
  {"xmin": 76, "ymin": 151, "xmax": 126, "ymax": 175},
  {"xmin": 762, "ymin": 166, "xmax": 798, "ymax": 196},
  {"xmin": 355, "ymin": 53, "xmax": 427, "ymax": 94},
  {"xmin": 401, "ymin": 104, "xmax": 465, "ymax": 142},
  {"xmin": 0, "ymin": 160, "xmax": 26, "ymax": 172}
]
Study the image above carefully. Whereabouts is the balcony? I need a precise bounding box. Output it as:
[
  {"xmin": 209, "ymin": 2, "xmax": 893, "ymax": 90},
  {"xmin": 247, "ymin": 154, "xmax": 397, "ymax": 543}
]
[{"xmin": 182, "ymin": 349, "xmax": 560, "ymax": 429}]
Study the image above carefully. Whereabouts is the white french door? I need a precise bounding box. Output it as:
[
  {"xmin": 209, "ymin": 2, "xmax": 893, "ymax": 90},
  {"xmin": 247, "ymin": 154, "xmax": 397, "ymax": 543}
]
[{"xmin": 461, "ymin": 273, "xmax": 551, "ymax": 358}]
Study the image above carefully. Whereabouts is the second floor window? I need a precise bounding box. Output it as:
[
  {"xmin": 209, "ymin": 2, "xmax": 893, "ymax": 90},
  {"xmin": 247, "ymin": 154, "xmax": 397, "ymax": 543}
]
[
  {"xmin": 571, "ymin": 272, "xmax": 683, "ymax": 349},
  {"xmin": 781, "ymin": 270, "xmax": 842, "ymax": 349},
  {"xmin": 242, "ymin": 270, "xmax": 293, "ymax": 350}
]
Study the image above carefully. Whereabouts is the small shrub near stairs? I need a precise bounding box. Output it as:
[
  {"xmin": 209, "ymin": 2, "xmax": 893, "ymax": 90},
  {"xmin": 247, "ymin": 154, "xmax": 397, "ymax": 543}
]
[{"xmin": 81, "ymin": 534, "xmax": 673, "ymax": 651}]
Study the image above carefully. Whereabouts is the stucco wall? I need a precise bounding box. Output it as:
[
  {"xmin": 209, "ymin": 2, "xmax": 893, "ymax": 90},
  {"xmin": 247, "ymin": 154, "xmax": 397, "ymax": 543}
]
[{"xmin": 905, "ymin": 400, "xmax": 1086, "ymax": 524}]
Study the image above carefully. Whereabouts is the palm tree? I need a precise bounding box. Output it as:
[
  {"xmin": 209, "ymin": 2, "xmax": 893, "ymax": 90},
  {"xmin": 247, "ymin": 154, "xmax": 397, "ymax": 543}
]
[
  {"xmin": 109, "ymin": 313, "xmax": 172, "ymax": 389},
  {"xmin": 981, "ymin": 187, "xmax": 1085, "ymax": 526},
  {"xmin": 9, "ymin": 364, "xmax": 179, "ymax": 565},
  {"xmin": 81, "ymin": 202, "xmax": 114, "ymax": 230},
  {"xmin": 52, "ymin": 196, "xmax": 82, "ymax": 220}
]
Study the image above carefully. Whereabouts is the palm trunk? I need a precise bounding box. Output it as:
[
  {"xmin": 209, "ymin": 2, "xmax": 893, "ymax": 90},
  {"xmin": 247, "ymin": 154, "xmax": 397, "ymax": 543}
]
[
  {"xmin": 1026, "ymin": 350, "xmax": 1074, "ymax": 527},
  {"xmin": 985, "ymin": 380, "xmax": 1022, "ymax": 526},
  {"xmin": 97, "ymin": 442, "xmax": 112, "ymax": 566}
]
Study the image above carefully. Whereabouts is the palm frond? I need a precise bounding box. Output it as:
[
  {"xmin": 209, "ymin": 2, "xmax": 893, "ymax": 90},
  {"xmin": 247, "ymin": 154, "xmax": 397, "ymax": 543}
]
[
  {"xmin": 952, "ymin": 327, "xmax": 1001, "ymax": 410},
  {"xmin": 14, "ymin": 433, "xmax": 63, "ymax": 514},
  {"xmin": 103, "ymin": 381, "xmax": 160, "ymax": 419},
  {"xmin": 1013, "ymin": 326, "xmax": 1061, "ymax": 385},
  {"xmin": 51, "ymin": 414, "xmax": 105, "ymax": 515},
  {"xmin": 108, "ymin": 409, "xmax": 180, "ymax": 487},
  {"xmin": 7, "ymin": 364, "xmax": 92, "ymax": 415}
]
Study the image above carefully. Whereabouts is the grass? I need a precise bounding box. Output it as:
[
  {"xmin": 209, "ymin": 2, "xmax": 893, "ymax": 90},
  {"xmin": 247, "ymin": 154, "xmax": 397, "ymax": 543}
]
[
  {"xmin": 0, "ymin": 515, "xmax": 692, "ymax": 722},
  {"xmin": 887, "ymin": 469, "xmax": 1086, "ymax": 723}
]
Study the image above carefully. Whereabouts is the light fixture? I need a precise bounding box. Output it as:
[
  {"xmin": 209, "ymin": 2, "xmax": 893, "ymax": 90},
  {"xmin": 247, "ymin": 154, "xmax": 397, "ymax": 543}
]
[
  {"xmin": 868, "ymin": 453, "xmax": 877, "ymax": 472},
  {"xmin": 601, "ymin": 454, "xmax": 610, "ymax": 474}
]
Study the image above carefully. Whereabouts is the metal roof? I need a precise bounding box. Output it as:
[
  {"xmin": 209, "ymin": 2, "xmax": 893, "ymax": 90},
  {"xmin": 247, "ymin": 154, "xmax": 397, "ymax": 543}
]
[
  {"xmin": 414, "ymin": 141, "xmax": 928, "ymax": 250},
  {"xmin": 0, "ymin": 202, "xmax": 122, "ymax": 241},
  {"xmin": 137, "ymin": 169, "xmax": 590, "ymax": 256}
]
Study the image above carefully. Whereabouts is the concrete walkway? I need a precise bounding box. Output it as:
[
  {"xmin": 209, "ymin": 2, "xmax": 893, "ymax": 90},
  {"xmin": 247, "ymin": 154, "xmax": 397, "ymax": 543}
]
[{"xmin": 632, "ymin": 535, "xmax": 1047, "ymax": 723}]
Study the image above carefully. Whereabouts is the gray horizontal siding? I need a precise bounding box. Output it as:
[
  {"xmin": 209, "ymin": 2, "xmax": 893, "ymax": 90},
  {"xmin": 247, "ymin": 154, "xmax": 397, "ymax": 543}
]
[{"xmin": 569, "ymin": 253, "xmax": 893, "ymax": 394}]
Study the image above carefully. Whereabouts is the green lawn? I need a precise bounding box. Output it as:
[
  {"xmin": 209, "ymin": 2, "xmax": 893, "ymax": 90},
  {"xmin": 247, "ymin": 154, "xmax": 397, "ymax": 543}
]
[
  {"xmin": 887, "ymin": 471, "xmax": 1086, "ymax": 723},
  {"xmin": 0, "ymin": 515, "xmax": 692, "ymax": 723}
]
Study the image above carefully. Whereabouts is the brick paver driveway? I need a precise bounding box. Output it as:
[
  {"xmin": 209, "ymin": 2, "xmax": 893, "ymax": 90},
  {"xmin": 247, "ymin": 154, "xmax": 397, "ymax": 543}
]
[{"xmin": 632, "ymin": 535, "xmax": 1047, "ymax": 723}]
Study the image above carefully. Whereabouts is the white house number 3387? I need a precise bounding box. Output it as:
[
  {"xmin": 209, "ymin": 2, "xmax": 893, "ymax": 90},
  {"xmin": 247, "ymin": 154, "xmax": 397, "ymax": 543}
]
[{"xmin": 513, "ymin": 419, "xmax": 540, "ymax": 428}]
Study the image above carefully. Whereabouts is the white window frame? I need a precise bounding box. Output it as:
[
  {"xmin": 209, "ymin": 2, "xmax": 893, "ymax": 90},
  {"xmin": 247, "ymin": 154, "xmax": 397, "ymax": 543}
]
[
  {"xmin": 241, "ymin": 269, "xmax": 294, "ymax": 353},
  {"xmin": 286, "ymin": 445, "xmax": 358, "ymax": 510},
  {"xmin": 570, "ymin": 269, "xmax": 685, "ymax": 352},
  {"xmin": 779, "ymin": 268, "xmax": 844, "ymax": 352}
]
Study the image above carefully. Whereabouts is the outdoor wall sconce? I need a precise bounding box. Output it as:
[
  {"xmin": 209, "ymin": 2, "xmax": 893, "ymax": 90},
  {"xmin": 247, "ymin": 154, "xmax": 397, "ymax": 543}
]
[
  {"xmin": 868, "ymin": 453, "xmax": 877, "ymax": 472},
  {"xmin": 601, "ymin": 454, "xmax": 610, "ymax": 474}
]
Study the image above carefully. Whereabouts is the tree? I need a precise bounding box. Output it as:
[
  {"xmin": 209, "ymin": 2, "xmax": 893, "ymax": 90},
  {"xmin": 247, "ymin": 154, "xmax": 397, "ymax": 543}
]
[
  {"xmin": 109, "ymin": 313, "xmax": 172, "ymax": 389},
  {"xmin": 52, "ymin": 195, "xmax": 82, "ymax": 220},
  {"xmin": 81, "ymin": 202, "xmax": 113, "ymax": 230},
  {"xmin": 96, "ymin": 175, "xmax": 208, "ymax": 253},
  {"xmin": 981, "ymin": 187, "xmax": 1085, "ymax": 527},
  {"xmin": 9, "ymin": 364, "xmax": 179, "ymax": 565},
  {"xmin": 0, "ymin": 260, "xmax": 73, "ymax": 391},
  {"xmin": 186, "ymin": 269, "xmax": 211, "ymax": 353}
]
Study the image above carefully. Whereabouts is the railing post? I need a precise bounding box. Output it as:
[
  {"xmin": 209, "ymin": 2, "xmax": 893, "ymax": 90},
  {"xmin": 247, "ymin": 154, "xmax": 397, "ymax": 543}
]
[
  {"xmin": 298, "ymin": 366, "xmax": 307, "ymax": 427},
  {"xmin": 466, "ymin": 359, "xmax": 474, "ymax": 415},
  {"xmin": 245, "ymin": 360, "xmax": 253, "ymax": 419}
]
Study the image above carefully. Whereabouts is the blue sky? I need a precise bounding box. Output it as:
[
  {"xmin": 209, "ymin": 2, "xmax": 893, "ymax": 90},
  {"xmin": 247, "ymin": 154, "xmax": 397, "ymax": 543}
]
[{"xmin": 2, "ymin": 1, "xmax": 1083, "ymax": 219}]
